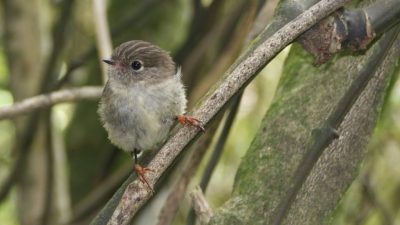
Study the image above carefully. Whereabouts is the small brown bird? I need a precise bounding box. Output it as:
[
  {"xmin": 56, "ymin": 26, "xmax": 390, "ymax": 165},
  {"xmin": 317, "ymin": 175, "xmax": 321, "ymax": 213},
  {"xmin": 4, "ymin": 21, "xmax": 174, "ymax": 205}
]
[{"xmin": 98, "ymin": 40, "xmax": 203, "ymax": 190}]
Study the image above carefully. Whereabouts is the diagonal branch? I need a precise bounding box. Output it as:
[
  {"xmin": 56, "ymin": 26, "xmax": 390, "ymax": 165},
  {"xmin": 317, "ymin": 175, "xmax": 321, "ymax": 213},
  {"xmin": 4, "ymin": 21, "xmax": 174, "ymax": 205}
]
[{"xmin": 102, "ymin": 0, "xmax": 352, "ymax": 224}]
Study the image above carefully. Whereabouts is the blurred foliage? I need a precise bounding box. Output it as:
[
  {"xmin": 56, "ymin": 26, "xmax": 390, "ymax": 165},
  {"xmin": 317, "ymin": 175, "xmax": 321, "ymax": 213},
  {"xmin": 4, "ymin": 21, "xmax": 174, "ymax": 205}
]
[
  {"xmin": 108, "ymin": 0, "xmax": 189, "ymax": 52},
  {"xmin": 0, "ymin": 193, "xmax": 18, "ymax": 225},
  {"xmin": 0, "ymin": 33, "xmax": 16, "ymax": 225},
  {"xmin": 0, "ymin": 47, "xmax": 9, "ymax": 87}
]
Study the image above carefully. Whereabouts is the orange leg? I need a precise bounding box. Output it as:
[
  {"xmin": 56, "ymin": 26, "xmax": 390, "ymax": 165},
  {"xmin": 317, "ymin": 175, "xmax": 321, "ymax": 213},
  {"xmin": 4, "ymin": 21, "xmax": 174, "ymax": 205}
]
[
  {"xmin": 132, "ymin": 149, "xmax": 154, "ymax": 192},
  {"xmin": 177, "ymin": 115, "xmax": 205, "ymax": 132},
  {"xmin": 134, "ymin": 164, "xmax": 154, "ymax": 192}
]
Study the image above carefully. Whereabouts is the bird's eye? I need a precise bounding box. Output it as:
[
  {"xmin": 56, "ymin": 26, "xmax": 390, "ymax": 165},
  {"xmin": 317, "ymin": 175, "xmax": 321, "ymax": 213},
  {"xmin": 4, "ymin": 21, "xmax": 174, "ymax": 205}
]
[{"xmin": 131, "ymin": 61, "xmax": 142, "ymax": 71}]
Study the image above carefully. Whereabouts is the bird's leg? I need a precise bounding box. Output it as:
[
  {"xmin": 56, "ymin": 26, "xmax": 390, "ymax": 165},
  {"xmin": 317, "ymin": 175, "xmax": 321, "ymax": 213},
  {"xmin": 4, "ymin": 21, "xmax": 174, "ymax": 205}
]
[
  {"xmin": 177, "ymin": 115, "xmax": 205, "ymax": 131},
  {"xmin": 132, "ymin": 149, "xmax": 154, "ymax": 192}
]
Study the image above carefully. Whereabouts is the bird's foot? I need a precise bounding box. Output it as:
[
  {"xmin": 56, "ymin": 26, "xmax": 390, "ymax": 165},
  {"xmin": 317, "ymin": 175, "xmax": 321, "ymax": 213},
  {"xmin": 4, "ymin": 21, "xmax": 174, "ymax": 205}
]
[
  {"xmin": 134, "ymin": 164, "xmax": 154, "ymax": 193},
  {"xmin": 177, "ymin": 115, "xmax": 205, "ymax": 132}
]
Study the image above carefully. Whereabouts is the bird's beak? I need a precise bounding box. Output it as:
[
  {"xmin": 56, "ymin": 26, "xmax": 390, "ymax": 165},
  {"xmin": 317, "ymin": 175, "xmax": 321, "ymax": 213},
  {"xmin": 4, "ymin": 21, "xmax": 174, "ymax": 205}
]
[{"xmin": 102, "ymin": 59, "xmax": 115, "ymax": 66}]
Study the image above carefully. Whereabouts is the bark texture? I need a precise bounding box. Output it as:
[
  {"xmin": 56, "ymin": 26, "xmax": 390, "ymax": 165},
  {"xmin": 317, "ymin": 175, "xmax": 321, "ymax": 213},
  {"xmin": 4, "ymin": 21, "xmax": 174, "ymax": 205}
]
[{"xmin": 208, "ymin": 23, "xmax": 400, "ymax": 225}]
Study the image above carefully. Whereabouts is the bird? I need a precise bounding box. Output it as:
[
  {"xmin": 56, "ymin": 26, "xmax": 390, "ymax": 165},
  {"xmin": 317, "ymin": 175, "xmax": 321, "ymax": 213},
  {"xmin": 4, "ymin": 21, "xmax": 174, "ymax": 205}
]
[{"xmin": 98, "ymin": 40, "xmax": 204, "ymax": 191}]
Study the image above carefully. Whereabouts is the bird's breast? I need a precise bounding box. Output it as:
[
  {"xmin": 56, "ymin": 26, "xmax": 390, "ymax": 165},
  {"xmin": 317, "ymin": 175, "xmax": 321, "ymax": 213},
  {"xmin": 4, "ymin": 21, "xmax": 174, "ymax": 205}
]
[{"xmin": 99, "ymin": 77, "xmax": 186, "ymax": 152}]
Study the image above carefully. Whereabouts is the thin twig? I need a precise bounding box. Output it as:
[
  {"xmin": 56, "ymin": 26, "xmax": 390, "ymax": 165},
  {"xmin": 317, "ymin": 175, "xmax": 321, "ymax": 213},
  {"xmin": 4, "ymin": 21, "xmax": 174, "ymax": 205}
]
[
  {"xmin": 245, "ymin": 0, "xmax": 278, "ymax": 44},
  {"xmin": 92, "ymin": 0, "xmax": 113, "ymax": 83},
  {"xmin": 104, "ymin": 1, "xmax": 351, "ymax": 224},
  {"xmin": 182, "ymin": 0, "xmax": 250, "ymax": 94},
  {"xmin": 0, "ymin": 86, "xmax": 102, "ymax": 120},
  {"xmin": 42, "ymin": 0, "xmax": 76, "ymax": 92},
  {"xmin": 189, "ymin": 186, "xmax": 213, "ymax": 225},
  {"xmin": 188, "ymin": 0, "xmax": 258, "ymax": 103},
  {"xmin": 175, "ymin": 0, "xmax": 224, "ymax": 63}
]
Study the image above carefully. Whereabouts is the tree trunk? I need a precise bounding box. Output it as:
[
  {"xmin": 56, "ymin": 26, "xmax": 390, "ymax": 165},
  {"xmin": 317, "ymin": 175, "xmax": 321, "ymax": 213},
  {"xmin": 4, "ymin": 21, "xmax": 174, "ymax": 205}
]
[{"xmin": 208, "ymin": 18, "xmax": 400, "ymax": 225}]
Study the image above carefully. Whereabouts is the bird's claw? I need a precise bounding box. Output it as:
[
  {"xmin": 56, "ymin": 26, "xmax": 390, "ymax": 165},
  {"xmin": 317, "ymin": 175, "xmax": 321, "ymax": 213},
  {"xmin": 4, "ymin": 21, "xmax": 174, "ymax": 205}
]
[
  {"xmin": 177, "ymin": 115, "xmax": 205, "ymax": 132},
  {"xmin": 134, "ymin": 164, "xmax": 154, "ymax": 193}
]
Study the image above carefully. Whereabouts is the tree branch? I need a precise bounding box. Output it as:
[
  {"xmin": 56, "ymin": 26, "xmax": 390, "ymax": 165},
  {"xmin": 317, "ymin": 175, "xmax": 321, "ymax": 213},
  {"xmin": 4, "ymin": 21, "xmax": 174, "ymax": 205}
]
[
  {"xmin": 102, "ymin": 0, "xmax": 351, "ymax": 224},
  {"xmin": 299, "ymin": 0, "xmax": 400, "ymax": 65},
  {"xmin": 0, "ymin": 87, "xmax": 102, "ymax": 120},
  {"xmin": 366, "ymin": 0, "xmax": 400, "ymax": 35}
]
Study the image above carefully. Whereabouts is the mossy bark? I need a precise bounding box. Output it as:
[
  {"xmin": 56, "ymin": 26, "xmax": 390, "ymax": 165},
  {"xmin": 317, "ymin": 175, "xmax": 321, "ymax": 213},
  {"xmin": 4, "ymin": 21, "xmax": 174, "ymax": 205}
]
[{"xmin": 209, "ymin": 28, "xmax": 400, "ymax": 225}]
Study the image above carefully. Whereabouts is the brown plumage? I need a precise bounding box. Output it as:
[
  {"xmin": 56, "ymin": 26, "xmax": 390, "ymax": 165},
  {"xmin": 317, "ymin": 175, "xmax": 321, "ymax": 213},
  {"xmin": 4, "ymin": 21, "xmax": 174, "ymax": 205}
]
[
  {"xmin": 98, "ymin": 40, "xmax": 186, "ymax": 155},
  {"xmin": 98, "ymin": 40, "xmax": 203, "ymax": 191}
]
